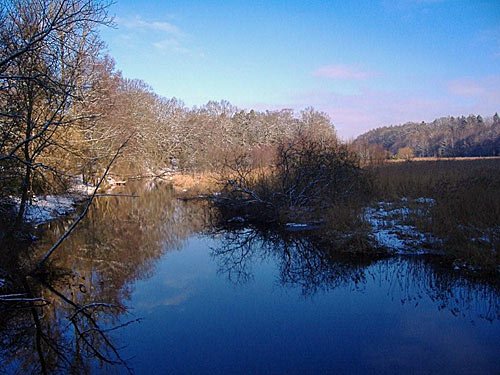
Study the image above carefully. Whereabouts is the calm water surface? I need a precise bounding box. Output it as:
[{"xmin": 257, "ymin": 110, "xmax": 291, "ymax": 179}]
[{"xmin": 1, "ymin": 182, "xmax": 499, "ymax": 374}]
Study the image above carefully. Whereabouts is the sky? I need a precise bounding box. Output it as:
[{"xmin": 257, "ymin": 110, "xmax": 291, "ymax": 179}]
[{"xmin": 100, "ymin": 0, "xmax": 500, "ymax": 139}]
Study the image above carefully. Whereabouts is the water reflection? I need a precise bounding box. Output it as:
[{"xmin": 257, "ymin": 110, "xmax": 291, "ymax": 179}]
[
  {"xmin": 0, "ymin": 183, "xmax": 498, "ymax": 373},
  {"xmin": 210, "ymin": 226, "xmax": 376, "ymax": 293},
  {"xmin": 0, "ymin": 276, "xmax": 134, "ymax": 374},
  {"xmin": 209, "ymin": 225, "xmax": 499, "ymax": 322},
  {"xmin": 0, "ymin": 181, "xmax": 208, "ymax": 373}
]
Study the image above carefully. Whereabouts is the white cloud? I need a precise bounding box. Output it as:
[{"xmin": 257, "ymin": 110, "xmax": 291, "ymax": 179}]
[
  {"xmin": 312, "ymin": 64, "xmax": 374, "ymax": 80},
  {"xmin": 117, "ymin": 16, "xmax": 190, "ymax": 54},
  {"xmin": 118, "ymin": 16, "xmax": 184, "ymax": 37}
]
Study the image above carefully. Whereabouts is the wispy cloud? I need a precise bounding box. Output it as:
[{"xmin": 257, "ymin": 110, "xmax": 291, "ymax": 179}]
[
  {"xmin": 117, "ymin": 16, "xmax": 190, "ymax": 54},
  {"xmin": 297, "ymin": 90, "xmax": 450, "ymax": 138},
  {"xmin": 152, "ymin": 38, "xmax": 190, "ymax": 54},
  {"xmin": 312, "ymin": 64, "xmax": 374, "ymax": 80},
  {"xmin": 448, "ymin": 76, "xmax": 500, "ymax": 100},
  {"xmin": 118, "ymin": 16, "xmax": 184, "ymax": 37}
]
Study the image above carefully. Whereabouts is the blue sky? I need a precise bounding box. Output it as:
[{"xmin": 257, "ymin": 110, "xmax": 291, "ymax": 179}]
[{"xmin": 101, "ymin": 0, "xmax": 500, "ymax": 138}]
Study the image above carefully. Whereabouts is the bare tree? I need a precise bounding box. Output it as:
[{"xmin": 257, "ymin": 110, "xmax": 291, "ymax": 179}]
[{"xmin": 0, "ymin": 0, "xmax": 112, "ymax": 222}]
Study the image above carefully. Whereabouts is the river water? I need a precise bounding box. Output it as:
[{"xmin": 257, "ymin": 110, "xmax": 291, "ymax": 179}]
[{"xmin": 1, "ymin": 181, "xmax": 499, "ymax": 374}]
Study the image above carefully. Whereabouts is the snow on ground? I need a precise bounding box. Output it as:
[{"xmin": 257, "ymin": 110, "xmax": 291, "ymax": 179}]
[
  {"xmin": 13, "ymin": 178, "xmax": 98, "ymax": 226},
  {"xmin": 14, "ymin": 195, "xmax": 78, "ymax": 226},
  {"xmin": 364, "ymin": 198, "xmax": 440, "ymax": 255},
  {"xmin": 68, "ymin": 183, "xmax": 96, "ymax": 196},
  {"xmin": 6, "ymin": 180, "xmax": 96, "ymax": 226},
  {"xmin": 415, "ymin": 197, "xmax": 435, "ymax": 205}
]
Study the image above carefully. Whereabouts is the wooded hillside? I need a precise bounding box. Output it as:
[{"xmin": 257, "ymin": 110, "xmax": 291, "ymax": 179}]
[{"xmin": 355, "ymin": 114, "xmax": 500, "ymax": 158}]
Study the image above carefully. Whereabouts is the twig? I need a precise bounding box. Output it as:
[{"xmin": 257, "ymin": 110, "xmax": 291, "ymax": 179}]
[
  {"xmin": 69, "ymin": 302, "xmax": 119, "ymax": 321},
  {"xmin": 0, "ymin": 293, "xmax": 48, "ymax": 303},
  {"xmin": 95, "ymin": 193, "xmax": 139, "ymax": 198}
]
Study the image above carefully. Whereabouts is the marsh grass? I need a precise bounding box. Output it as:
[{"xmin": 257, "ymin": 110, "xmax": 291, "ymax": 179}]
[
  {"xmin": 176, "ymin": 154, "xmax": 499, "ymax": 272},
  {"xmin": 372, "ymin": 159, "xmax": 500, "ymax": 272}
]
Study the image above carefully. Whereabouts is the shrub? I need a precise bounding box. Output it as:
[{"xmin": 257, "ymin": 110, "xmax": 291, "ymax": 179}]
[{"xmin": 215, "ymin": 135, "xmax": 372, "ymax": 225}]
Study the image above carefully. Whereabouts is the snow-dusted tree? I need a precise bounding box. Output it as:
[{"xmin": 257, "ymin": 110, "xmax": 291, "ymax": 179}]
[{"xmin": 0, "ymin": 0, "xmax": 112, "ymax": 221}]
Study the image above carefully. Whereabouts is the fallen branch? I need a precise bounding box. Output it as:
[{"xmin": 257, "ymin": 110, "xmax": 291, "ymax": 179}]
[{"xmin": 0, "ymin": 293, "xmax": 48, "ymax": 303}]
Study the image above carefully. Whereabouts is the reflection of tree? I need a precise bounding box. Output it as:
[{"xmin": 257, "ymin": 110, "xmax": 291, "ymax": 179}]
[
  {"xmin": 36, "ymin": 180, "xmax": 208, "ymax": 303},
  {"xmin": 0, "ymin": 180, "xmax": 209, "ymax": 373},
  {"xmin": 381, "ymin": 257, "xmax": 500, "ymax": 322},
  {"xmin": 210, "ymin": 228, "xmax": 264, "ymax": 284},
  {"xmin": 0, "ymin": 276, "xmax": 135, "ymax": 374},
  {"xmin": 210, "ymin": 226, "xmax": 376, "ymax": 295},
  {"xmin": 210, "ymin": 226, "xmax": 500, "ymax": 321},
  {"xmin": 278, "ymin": 238, "xmax": 374, "ymax": 295}
]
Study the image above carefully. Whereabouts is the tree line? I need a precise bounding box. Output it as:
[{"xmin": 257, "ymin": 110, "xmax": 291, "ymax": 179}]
[
  {"xmin": 354, "ymin": 114, "xmax": 500, "ymax": 159},
  {"xmin": 6, "ymin": 0, "xmax": 496, "ymax": 228},
  {"xmin": 0, "ymin": 0, "xmax": 336, "ymax": 225}
]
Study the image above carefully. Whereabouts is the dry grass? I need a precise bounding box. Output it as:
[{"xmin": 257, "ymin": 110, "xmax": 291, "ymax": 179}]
[
  {"xmin": 169, "ymin": 172, "xmax": 220, "ymax": 196},
  {"xmin": 372, "ymin": 158, "xmax": 500, "ymax": 198},
  {"xmin": 387, "ymin": 156, "xmax": 500, "ymax": 163},
  {"xmin": 372, "ymin": 159, "xmax": 500, "ymax": 272},
  {"xmin": 172, "ymin": 158, "xmax": 500, "ymax": 272}
]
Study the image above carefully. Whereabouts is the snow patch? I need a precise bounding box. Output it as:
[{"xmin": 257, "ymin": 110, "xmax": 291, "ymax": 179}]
[
  {"xmin": 14, "ymin": 195, "xmax": 77, "ymax": 225},
  {"xmin": 415, "ymin": 197, "xmax": 436, "ymax": 205},
  {"xmin": 228, "ymin": 216, "xmax": 246, "ymax": 224},
  {"xmin": 364, "ymin": 198, "xmax": 440, "ymax": 255},
  {"xmin": 68, "ymin": 183, "xmax": 96, "ymax": 196}
]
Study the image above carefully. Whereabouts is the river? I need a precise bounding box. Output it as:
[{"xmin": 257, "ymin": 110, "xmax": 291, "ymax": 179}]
[{"xmin": 1, "ymin": 181, "xmax": 498, "ymax": 374}]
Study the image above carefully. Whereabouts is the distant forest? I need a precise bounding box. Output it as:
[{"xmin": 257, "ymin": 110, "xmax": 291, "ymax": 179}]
[{"xmin": 355, "ymin": 114, "xmax": 500, "ymax": 158}]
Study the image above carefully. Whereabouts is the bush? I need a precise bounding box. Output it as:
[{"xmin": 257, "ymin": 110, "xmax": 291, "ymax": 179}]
[{"xmin": 215, "ymin": 135, "xmax": 372, "ymax": 225}]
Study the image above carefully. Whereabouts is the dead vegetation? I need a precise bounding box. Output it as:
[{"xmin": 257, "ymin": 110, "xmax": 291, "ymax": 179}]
[
  {"xmin": 210, "ymin": 154, "xmax": 499, "ymax": 273},
  {"xmin": 210, "ymin": 135, "xmax": 377, "ymax": 254},
  {"xmin": 168, "ymin": 172, "xmax": 220, "ymax": 197},
  {"xmin": 215, "ymin": 136, "xmax": 369, "ymax": 221},
  {"xmin": 371, "ymin": 158, "xmax": 500, "ymax": 273}
]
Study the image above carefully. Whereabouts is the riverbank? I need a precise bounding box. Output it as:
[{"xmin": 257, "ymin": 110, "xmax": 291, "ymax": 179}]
[
  {"xmin": 0, "ymin": 182, "xmax": 96, "ymax": 228},
  {"xmin": 167, "ymin": 158, "xmax": 500, "ymax": 276}
]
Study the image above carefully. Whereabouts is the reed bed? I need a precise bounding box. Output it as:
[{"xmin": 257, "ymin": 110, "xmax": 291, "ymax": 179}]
[{"xmin": 371, "ymin": 159, "xmax": 500, "ymax": 272}]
